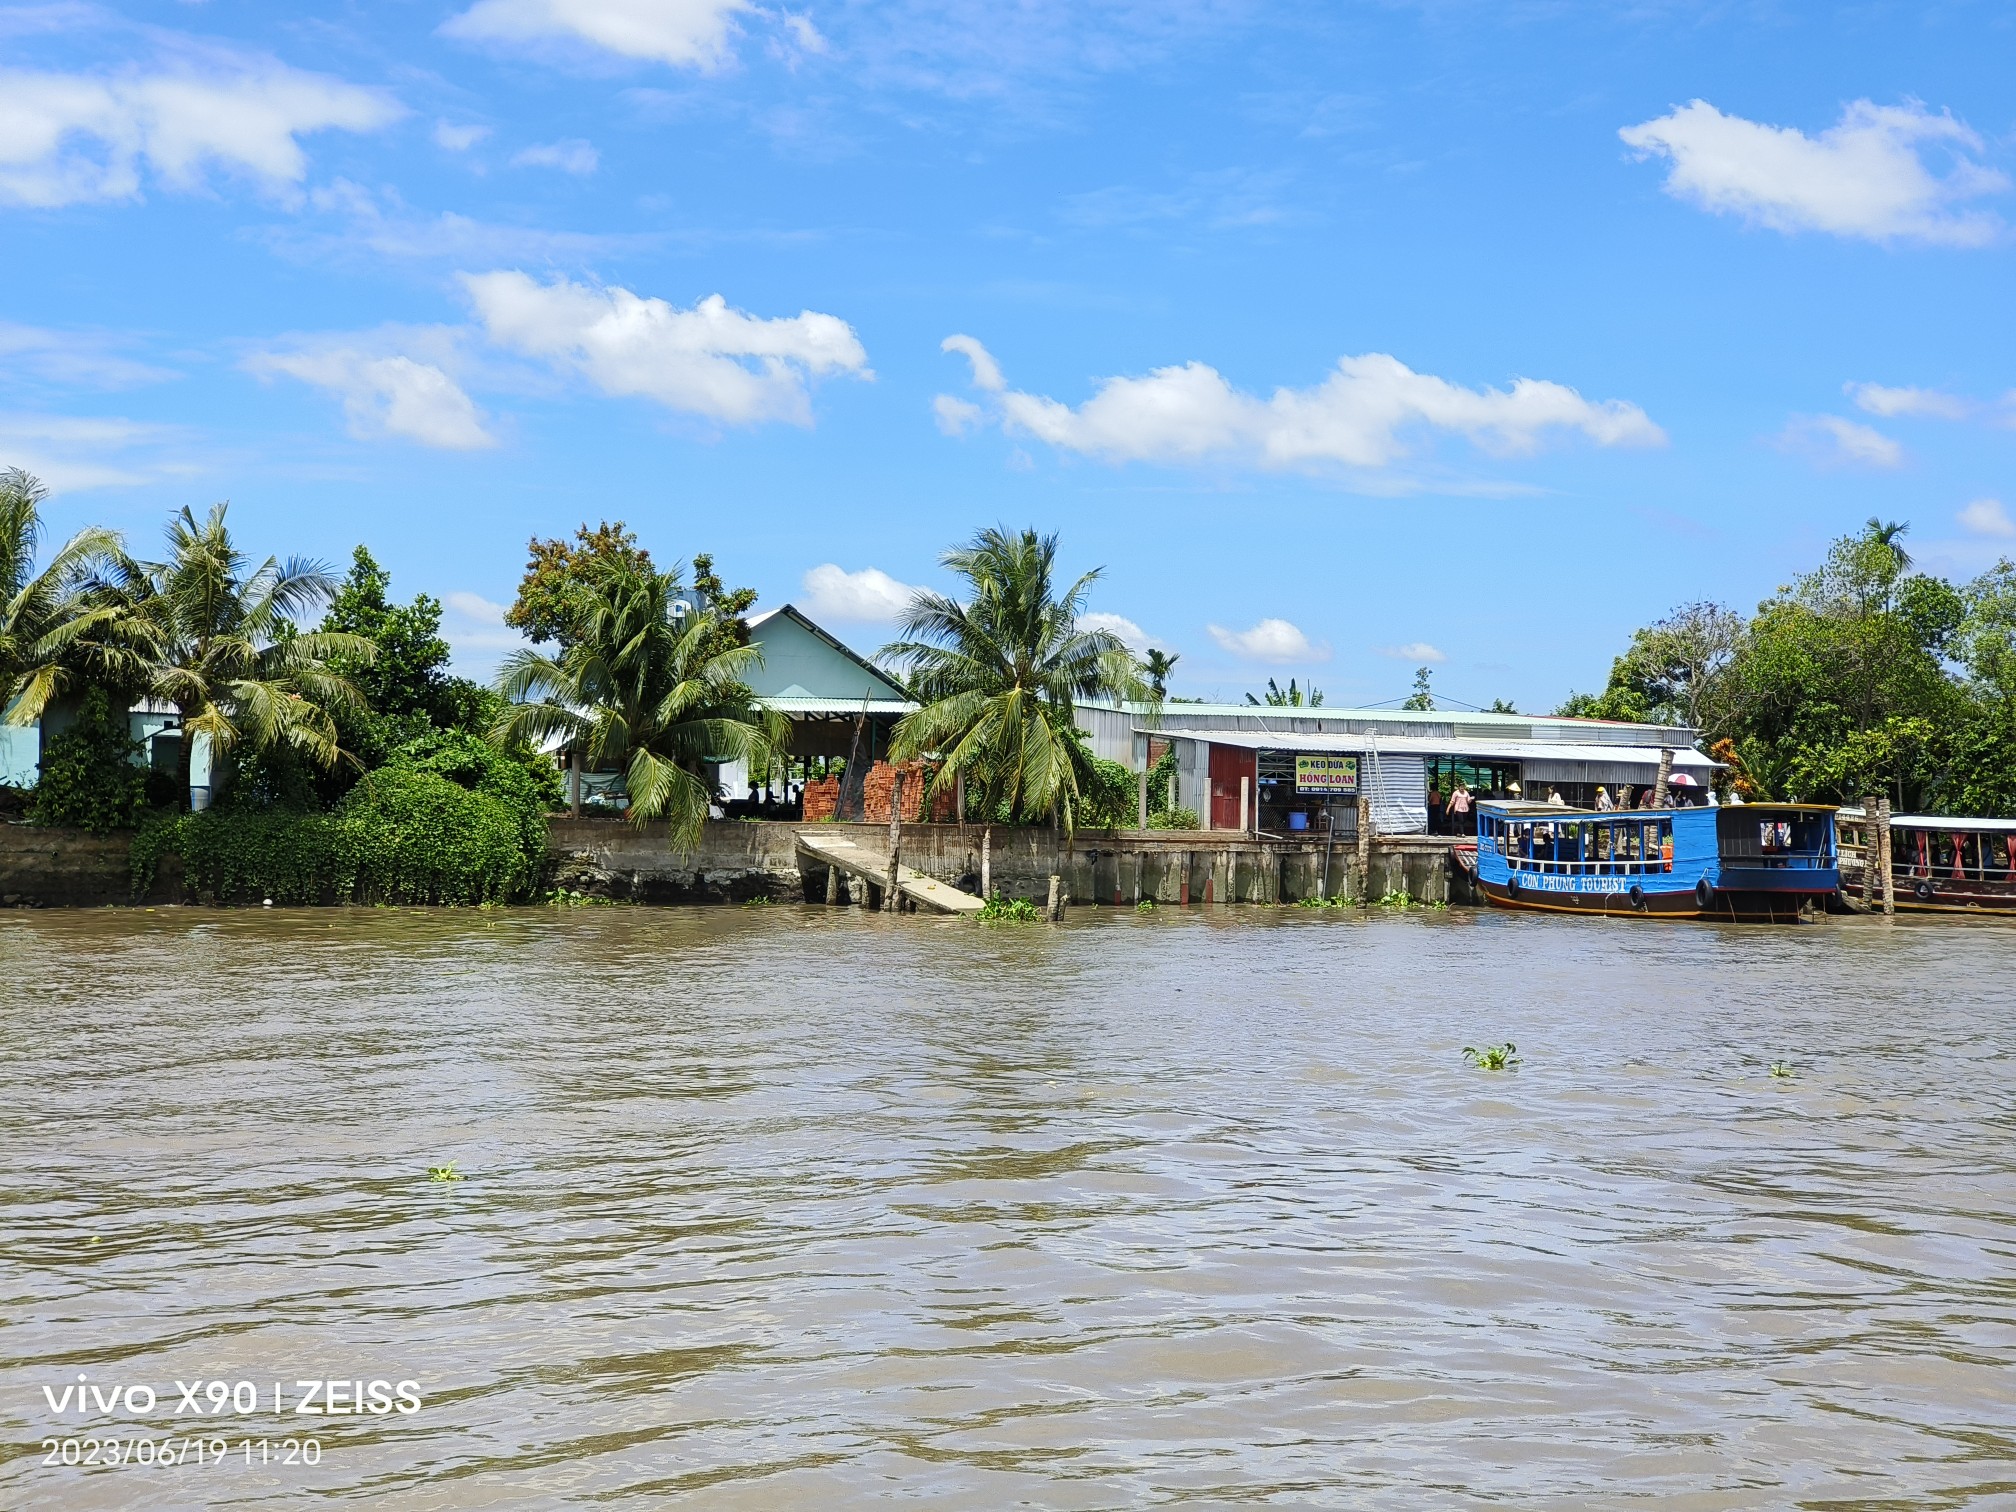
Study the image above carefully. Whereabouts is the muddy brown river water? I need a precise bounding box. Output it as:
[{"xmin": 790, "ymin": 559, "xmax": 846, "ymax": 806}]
[{"xmin": 3, "ymin": 906, "xmax": 2014, "ymax": 1508}]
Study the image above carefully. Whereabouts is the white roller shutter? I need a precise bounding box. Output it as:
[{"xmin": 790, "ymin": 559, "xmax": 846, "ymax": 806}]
[{"xmin": 1364, "ymin": 751, "xmax": 1427, "ymax": 834}]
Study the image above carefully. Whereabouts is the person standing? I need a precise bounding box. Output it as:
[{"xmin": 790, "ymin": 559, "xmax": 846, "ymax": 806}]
[
  {"xmin": 1427, "ymin": 785, "xmax": 1445, "ymax": 835},
  {"xmin": 1448, "ymin": 781, "xmax": 1473, "ymax": 836}
]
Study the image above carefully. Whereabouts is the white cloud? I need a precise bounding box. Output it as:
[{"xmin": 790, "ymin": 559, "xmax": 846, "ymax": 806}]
[
  {"xmin": 0, "ymin": 323, "xmax": 174, "ymax": 389},
  {"xmin": 462, "ymin": 271, "xmax": 869, "ymax": 426},
  {"xmin": 512, "ymin": 139, "xmax": 599, "ymax": 175},
  {"xmin": 1619, "ymin": 99, "xmax": 2007, "ymax": 247},
  {"xmin": 0, "ymin": 57, "xmax": 400, "ymax": 208},
  {"xmin": 1207, "ymin": 618, "xmax": 1328, "ymax": 664},
  {"xmin": 441, "ymin": 590, "xmax": 527, "ymax": 673},
  {"xmin": 799, "ymin": 564, "xmax": 920, "ymax": 623},
  {"xmin": 1078, "ymin": 611, "xmax": 1149, "ymax": 651},
  {"xmin": 434, "ymin": 121, "xmax": 490, "ymax": 151},
  {"xmin": 442, "ymin": 0, "xmax": 750, "ymax": 70},
  {"xmin": 0, "ymin": 412, "xmax": 191, "ymax": 493},
  {"xmin": 932, "ymin": 394, "xmax": 983, "ymax": 435},
  {"xmin": 1959, "ymin": 498, "xmax": 2015, "ymax": 539},
  {"xmin": 941, "ymin": 333, "xmax": 1005, "ymax": 393},
  {"xmin": 1846, "ymin": 382, "xmax": 1974, "ymax": 420},
  {"xmin": 245, "ymin": 340, "xmax": 496, "ymax": 450},
  {"xmin": 1375, "ymin": 642, "xmax": 1446, "ymax": 663},
  {"xmin": 1779, "ymin": 414, "xmax": 1904, "ymax": 469},
  {"xmin": 940, "ymin": 336, "xmax": 1661, "ymax": 473}
]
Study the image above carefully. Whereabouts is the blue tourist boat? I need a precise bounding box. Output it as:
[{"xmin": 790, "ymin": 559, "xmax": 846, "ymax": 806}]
[{"xmin": 1472, "ymin": 801, "xmax": 1839, "ymax": 922}]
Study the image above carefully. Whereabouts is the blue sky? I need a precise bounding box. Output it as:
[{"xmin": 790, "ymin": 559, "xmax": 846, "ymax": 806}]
[{"xmin": 4, "ymin": 0, "xmax": 2013, "ymax": 709}]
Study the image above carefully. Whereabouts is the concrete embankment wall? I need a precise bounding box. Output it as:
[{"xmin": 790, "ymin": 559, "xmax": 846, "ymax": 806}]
[
  {"xmin": 0, "ymin": 818, "xmax": 1467, "ymax": 908},
  {"xmin": 549, "ymin": 819, "xmax": 1470, "ymax": 908}
]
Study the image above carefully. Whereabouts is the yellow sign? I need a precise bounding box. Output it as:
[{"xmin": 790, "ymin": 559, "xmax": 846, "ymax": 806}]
[{"xmin": 1294, "ymin": 754, "xmax": 1358, "ymax": 794}]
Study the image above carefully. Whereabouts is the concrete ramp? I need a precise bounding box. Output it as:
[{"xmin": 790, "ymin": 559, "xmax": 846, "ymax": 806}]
[{"xmin": 797, "ymin": 831, "xmax": 986, "ymax": 915}]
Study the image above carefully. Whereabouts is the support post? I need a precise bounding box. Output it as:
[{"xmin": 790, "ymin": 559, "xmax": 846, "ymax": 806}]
[
  {"xmin": 569, "ymin": 747, "xmax": 583, "ymax": 819},
  {"xmin": 1652, "ymin": 747, "xmax": 1674, "ymax": 808},
  {"xmin": 1860, "ymin": 795, "xmax": 1880, "ymax": 910},
  {"xmin": 956, "ymin": 768, "xmax": 966, "ymax": 833},
  {"xmin": 1239, "ymin": 775, "xmax": 1250, "ymax": 835},
  {"xmin": 1137, "ymin": 768, "xmax": 1149, "ymax": 830},
  {"xmin": 1877, "ymin": 796, "xmax": 1895, "ymax": 919},
  {"xmin": 1180, "ymin": 850, "xmax": 1191, "ymax": 906},
  {"xmin": 886, "ymin": 771, "xmax": 904, "ymax": 912},
  {"xmin": 1356, "ymin": 795, "xmax": 1373, "ymax": 903},
  {"xmin": 1047, "ymin": 873, "xmax": 1061, "ymax": 922},
  {"xmin": 981, "ymin": 825, "xmax": 992, "ymax": 900},
  {"xmin": 825, "ymin": 862, "xmax": 839, "ymax": 905}
]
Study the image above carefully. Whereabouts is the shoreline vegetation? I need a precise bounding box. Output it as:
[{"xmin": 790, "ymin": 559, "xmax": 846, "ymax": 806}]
[{"xmin": 6, "ymin": 468, "xmax": 2016, "ymax": 908}]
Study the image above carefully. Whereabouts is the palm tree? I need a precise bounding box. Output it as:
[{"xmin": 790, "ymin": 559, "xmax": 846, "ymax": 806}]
[
  {"xmin": 881, "ymin": 526, "xmax": 1153, "ymax": 829},
  {"xmin": 114, "ymin": 503, "xmax": 372, "ymax": 807},
  {"xmin": 0, "ymin": 467, "xmax": 127, "ymax": 726},
  {"xmin": 1866, "ymin": 517, "xmax": 1912, "ymax": 571},
  {"xmin": 492, "ymin": 556, "xmax": 784, "ymax": 850},
  {"xmin": 1143, "ymin": 648, "xmax": 1179, "ymax": 697},
  {"xmin": 1246, "ymin": 676, "xmax": 1323, "ymax": 707}
]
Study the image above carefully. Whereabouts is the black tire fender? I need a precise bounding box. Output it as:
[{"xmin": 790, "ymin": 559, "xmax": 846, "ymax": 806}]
[
  {"xmin": 1628, "ymin": 883, "xmax": 1646, "ymax": 911},
  {"xmin": 1695, "ymin": 877, "xmax": 1714, "ymax": 909},
  {"xmin": 1506, "ymin": 872, "xmax": 1521, "ymax": 898},
  {"xmin": 1914, "ymin": 879, "xmax": 1935, "ymax": 901}
]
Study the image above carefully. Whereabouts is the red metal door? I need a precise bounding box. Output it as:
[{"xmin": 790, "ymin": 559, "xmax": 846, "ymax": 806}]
[{"xmin": 1208, "ymin": 744, "xmax": 1256, "ymax": 831}]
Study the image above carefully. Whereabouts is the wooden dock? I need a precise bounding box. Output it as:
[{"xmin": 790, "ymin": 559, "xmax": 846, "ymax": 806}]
[{"xmin": 796, "ymin": 831, "xmax": 986, "ymax": 915}]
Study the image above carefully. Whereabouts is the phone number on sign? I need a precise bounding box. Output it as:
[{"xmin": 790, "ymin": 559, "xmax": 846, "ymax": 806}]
[{"xmin": 41, "ymin": 1437, "xmax": 322, "ymax": 1468}]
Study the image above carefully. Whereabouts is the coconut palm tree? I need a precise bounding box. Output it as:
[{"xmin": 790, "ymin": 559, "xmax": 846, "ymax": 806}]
[
  {"xmin": 112, "ymin": 503, "xmax": 372, "ymax": 806},
  {"xmin": 1143, "ymin": 648, "xmax": 1179, "ymax": 697},
  {"xmin": 0, "ymin": 467, "xmax": 128, "ymax": 726},
  {"xmin": 492, "ymin": 555, "xmax": 784, "ymax": 850},
  {"xmin": 881, "ymin": 526, "xmax": 1153, "ymax": 829}
]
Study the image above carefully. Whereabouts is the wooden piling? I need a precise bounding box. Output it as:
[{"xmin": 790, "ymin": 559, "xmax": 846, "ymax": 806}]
[
  {"xmin": 1652, "ymin": 747, "xmax": 1674, "ymax": 808},
  {"xmin": 1047, "ymin": 873, "xmax": 1061, "ymax": 922},
  {"xmin": 1877, "ymin": 796, "xmax": 1895, "ymax": 919},
  {"xmin": 886, "ymin": 772, "xmax": 903, "ymax": 913},
  {"xmin": 1355, "ymin": 795, "xmax": 1372, "ymax": 902},
  {"xmin": 569, "ymin": 747, "xmax": 583, "ymax": 819},
  {"xmin": 1859, "ymin": 795, "xmax": 1879, "ymax": 910},
  {"xmin": 981, "ymin": 825, "xmax": 991, "ymax": 901},
  {"xmin": 825, "ymin": 862, "xmax": 839, "ymax": 905},
  {"xmin": 1137, "ymin": 768, "xmax": 1149, "ymax": 830}
]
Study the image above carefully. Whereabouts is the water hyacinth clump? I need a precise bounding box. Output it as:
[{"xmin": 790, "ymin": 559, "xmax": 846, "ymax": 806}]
[
  {"xmin": 1463, "ymin": 1042, "xmax": 1520, "ymax": 1071},
  {"xmin": 1296, "ymin": 895, "xmax": 1352, "ymax": 910},
  {"xmin": 427, "ymin": 1163, "xmax": 463, "ymax": 1182},
  {"xmin": 1770, "ymin": 1061, "xmax": 1795, "ymax": 1079},
  {"xmin": 979, "ymin": 897, "xmax": 1043, "ymax": 922}
]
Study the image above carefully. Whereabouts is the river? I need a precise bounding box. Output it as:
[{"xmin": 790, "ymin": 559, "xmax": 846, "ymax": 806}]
[{"xmin": 3, "ymin": 906, "xmax": 2013, "ymax": 1508}]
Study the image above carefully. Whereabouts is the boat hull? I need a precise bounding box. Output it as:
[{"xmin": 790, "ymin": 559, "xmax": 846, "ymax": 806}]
[
  {"xmin": 1478, "ymin": 876, "xmax": 1824, "ymax": 923},
  {"xmin": 1838, "ymin": 860, "xmax": 2016, "ymax": 915}
]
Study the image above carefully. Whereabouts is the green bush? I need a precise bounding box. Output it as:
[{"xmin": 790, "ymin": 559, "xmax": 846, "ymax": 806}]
[
  {"xmin": 133, "ymin": 738, "xmax": 550, "ymax": 905},
  {"xmin": 28, "ymin": 689, "xmax": 150, "ymax": 833},
  {"xmin": 1147, "ymin": 806, "xmax": 1200, "ymax": 830}
]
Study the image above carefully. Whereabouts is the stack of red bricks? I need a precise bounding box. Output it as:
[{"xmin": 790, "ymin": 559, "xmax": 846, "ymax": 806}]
[{"xmin": 801, "ymin": 761, "xmax": 955, "ymax": 824}]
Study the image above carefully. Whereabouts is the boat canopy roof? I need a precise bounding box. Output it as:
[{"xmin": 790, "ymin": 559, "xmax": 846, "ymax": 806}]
[
  {"xmin": 1837, "ymin": 808, "xmax": 2016, "ymax": 832},
  {"xmin": 1478, "ymin": 800, "xmax": 1835, "ymax": 821}
]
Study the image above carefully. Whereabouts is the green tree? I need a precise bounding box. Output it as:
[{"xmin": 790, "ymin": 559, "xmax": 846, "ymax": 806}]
[
  {"xmin": 1402, "ymin": 666, "xmax": 1434, "ymax": 711},
  {"xmin": 1246, "ymin": 677, "xmax": 1323, "ymax": 707},
  {"xmin": 492, "ymin": 555, "xmax": 783, "ymax": 849},
  {"xmin": 113, "ymin": 504, "xmax": 374, "ymax": 808},
  {"xmin": 506, "ymin": 521, "xmax": 654, "ymax": 646},
  {"xmin": 1555, "ymin": 602, "xmax": 1743, "ymax": 727},
  {"xmin": 1143, "ymin": 648, "xmax": 1179, "ymax": 697},
  {"xmin": 881, "ymin": 526, "xmax": 1154, "ymax": 829},
  {"xmin": 0, "ymin": 467, "xmax": 127, "ymax": 726},
  {"xmin": 319, "ymin": 546, "xmax": 453, "ymax": 722}
]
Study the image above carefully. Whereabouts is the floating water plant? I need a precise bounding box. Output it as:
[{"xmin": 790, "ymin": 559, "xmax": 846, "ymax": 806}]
[
  {"xmin": 1296, "ymin": 895, "xmax": 1351, "ymax": 909},
  {"xmin": 742, "ymin": 895, "xmax": 775, "ymax": 907},
  {"xmin": 979, "ymin": 896, "xmax": 1042, "ymax": 922},
  {"xmin": 427, "ymin": 1163, "xmax": 463, "ymax": 1182},
  {"xmin": 1462, "ymin": 1042, "xmax": 1519, "ymax": 1071},
  {"xmin": 1135, "ymin": 899, "xmax": 1155, "ymax": 912},
  {"xmin": 1769, "ymin": 1061, "xmax": 1794, "ymax": 1079}
]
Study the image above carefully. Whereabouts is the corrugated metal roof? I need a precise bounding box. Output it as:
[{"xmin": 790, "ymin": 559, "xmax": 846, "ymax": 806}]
[
  {"xmin": 1141, "ymin": 726, "xmax": 1719, "ymax": 768},
  {"xmin": 1088, "ymin": 699, "xmax": 1693, "ymax": 746},
  {"xmin": 765, "ymin": 696, "xmax": 915, "ymax": 715}
]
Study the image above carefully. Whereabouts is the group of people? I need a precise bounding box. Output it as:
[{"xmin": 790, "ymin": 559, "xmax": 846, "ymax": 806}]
[{"xmin": 1427, "ymin": 776, "xmax": 1712, "ymax": 833}]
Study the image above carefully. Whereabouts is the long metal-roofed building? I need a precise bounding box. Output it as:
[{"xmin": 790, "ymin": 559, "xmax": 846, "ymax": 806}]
[{"xmin": 1072, "ymin": 701, "xmax": 1717, "ymax": 837}]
